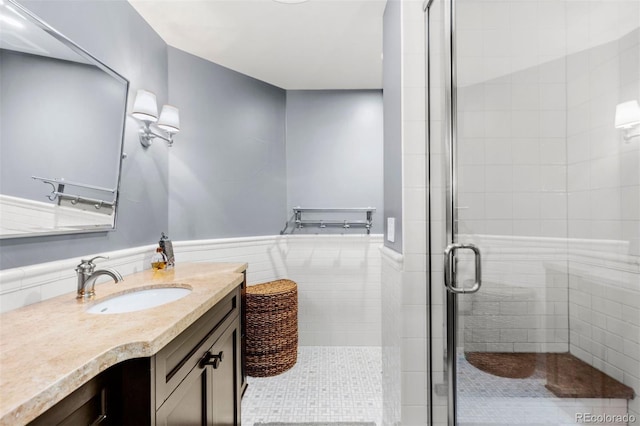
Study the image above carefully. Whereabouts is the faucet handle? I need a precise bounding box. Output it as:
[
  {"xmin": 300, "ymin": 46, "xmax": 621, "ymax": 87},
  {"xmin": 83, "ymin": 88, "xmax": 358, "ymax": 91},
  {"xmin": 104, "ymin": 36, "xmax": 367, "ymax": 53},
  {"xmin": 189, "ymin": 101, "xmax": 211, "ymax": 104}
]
[
  {"xmin": 76, "ymin": 255, "xmax": 108, "ymax": 273},
  {"xmin": 81, "ymin": 255, "xmax": 108, "ymax": 265}
]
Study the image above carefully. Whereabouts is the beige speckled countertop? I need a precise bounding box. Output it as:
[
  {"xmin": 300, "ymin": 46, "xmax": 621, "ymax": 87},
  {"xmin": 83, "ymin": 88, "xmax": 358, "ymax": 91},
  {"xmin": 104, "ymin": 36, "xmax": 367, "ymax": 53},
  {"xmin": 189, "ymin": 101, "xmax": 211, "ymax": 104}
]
[{"xmin": 0, "ymin": 262, "xmax": 247, "ymax": 425}]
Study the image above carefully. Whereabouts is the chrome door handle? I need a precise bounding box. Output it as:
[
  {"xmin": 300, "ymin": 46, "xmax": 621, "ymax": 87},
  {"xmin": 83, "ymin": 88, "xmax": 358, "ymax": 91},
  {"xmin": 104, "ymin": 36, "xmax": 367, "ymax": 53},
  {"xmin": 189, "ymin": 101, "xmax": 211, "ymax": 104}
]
[{"xmin": 444, "ymin": 243, "xmax": 482, "ymax": 294}]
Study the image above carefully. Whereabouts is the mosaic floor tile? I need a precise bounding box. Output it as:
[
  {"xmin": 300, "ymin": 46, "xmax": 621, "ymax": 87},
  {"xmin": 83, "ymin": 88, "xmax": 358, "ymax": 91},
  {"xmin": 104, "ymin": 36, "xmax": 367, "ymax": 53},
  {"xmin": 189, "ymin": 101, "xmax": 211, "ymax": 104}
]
[
  {"xmin": 243, "ymin": 348, "xmax": 628, "ymax": 425},
  {"xmin": 241, "ymin": 347, "xmax": 382, "ymax": 426}
]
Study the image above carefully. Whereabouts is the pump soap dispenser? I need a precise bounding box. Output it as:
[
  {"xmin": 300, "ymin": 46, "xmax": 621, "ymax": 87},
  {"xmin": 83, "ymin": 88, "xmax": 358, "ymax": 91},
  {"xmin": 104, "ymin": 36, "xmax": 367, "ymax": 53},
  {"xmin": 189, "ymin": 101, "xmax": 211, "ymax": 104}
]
[{"xmin": 159, "ymin": 232, "xmax": 175, "ymax": 267}]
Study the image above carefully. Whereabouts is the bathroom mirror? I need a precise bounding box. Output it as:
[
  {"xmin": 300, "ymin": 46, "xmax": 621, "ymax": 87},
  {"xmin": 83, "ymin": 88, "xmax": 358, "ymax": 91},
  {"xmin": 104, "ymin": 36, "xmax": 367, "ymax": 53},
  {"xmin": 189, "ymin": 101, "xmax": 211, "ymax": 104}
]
[{"xmin": 0, "ymin": 0, "xmax": 129, "ymax": 239}]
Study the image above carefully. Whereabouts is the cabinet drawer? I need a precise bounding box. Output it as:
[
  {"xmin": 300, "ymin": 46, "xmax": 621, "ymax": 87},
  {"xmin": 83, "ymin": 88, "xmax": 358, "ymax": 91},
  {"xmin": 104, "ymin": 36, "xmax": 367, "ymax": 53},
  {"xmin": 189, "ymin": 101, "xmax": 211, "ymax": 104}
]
[{"xmin": 154, "ymin": 286, "xmax": 239, "ymax": 408}]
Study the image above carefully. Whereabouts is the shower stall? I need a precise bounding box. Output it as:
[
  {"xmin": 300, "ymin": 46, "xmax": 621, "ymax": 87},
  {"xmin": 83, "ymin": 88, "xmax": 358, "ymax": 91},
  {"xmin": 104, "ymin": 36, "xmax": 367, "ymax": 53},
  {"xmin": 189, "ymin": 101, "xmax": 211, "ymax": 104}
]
[{"xmin": 426, "ymin": 0, "xmax": 640, "ymax": 424}]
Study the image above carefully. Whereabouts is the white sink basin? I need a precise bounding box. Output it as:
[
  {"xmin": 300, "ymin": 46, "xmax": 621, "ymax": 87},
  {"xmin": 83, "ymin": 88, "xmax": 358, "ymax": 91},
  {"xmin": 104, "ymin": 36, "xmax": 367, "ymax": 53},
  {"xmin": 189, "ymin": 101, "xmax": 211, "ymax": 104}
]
[{"xmin": 87, "ymin": 286, "xmax": 191, "ymax": 314}]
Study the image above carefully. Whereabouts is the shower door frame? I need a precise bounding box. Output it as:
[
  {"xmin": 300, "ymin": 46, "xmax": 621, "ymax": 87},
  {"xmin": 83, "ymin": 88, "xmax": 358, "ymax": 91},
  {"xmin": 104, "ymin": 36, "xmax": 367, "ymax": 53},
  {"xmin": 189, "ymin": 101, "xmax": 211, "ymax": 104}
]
[
  {"xmin": 442, "ymin": 0, "xmax": 459, "ymax": 421},
  {"xmin": 425, "ymin": 0, "xmax": 465, "ymax": 424}
]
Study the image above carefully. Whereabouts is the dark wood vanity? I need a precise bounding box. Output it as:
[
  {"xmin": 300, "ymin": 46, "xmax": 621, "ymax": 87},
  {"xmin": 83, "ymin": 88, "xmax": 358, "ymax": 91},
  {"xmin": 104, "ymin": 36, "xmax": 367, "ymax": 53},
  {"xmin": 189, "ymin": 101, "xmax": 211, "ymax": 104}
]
[{"xmin": 23, "ymin": 270, "xmax": 248, "ymax": 426}]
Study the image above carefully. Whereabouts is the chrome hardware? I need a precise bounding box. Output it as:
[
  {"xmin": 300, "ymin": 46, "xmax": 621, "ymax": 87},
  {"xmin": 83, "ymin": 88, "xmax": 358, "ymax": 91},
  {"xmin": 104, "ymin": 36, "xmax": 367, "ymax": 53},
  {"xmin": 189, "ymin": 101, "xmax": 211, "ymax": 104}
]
[
  {"xmin": 281, "ymin": 207, "xmax": 376, "ymax": 234},
  {"xmin": 200, "ymin": 351, "xmax": 224, "ymax": 369},
  {"xmin": 444, "ymin": 243, "xmax": 482, "ymax": 294},
  {"xmin": 138, "ymin": 120, "xmax": 176, "ymax": 147},
  {"xmin": 32, "ymin": 176, "xmax": 116, "ymax": 213},
  {"xmin": 75, "ymin": 256, "xmax": 123, "ymax": 300}
]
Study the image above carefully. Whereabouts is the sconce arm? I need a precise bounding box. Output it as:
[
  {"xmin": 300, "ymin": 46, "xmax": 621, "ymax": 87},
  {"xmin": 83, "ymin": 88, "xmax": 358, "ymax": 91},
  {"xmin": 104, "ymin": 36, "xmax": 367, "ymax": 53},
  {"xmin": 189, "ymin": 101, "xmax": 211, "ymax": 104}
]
[
  {"xmin": 622, "ymin": 126, "xmax": 640, "ymax": 143},
  {"xmin": 139, "ymin": 122, "xmax": 175, "ymax": 147}
]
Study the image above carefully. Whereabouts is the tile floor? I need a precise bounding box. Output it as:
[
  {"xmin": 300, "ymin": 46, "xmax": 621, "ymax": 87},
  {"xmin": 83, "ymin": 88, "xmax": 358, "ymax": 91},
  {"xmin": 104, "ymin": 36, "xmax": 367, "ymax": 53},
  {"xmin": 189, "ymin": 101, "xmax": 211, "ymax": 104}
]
[
  {"xmin": 241, "ymin": 346, "xmax": 383, "ymax": 426},
  {"xmin": 457, "ymin": 353, "xmax": 630, "ymax": 425},
  {"xmin": 242, "ymin": 347, "xmax": 630, "ymax": 426}
]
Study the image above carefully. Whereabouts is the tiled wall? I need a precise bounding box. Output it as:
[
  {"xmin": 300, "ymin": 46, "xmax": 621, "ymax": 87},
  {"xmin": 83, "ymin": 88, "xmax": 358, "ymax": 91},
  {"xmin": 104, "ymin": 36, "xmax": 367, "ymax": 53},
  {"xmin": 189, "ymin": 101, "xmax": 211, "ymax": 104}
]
[
  {"xmin": 454, "ymin": 0, "xmax": 572, "ymax": 355},
  {"xmin": 399, "ymin": 0, "xmax": 431, "ymax": 424},
  {"xmin": 565, "ymin": 2, "xmax": 640, "ymax": 419},
  {"xmin": 381, "ymin": 246, "xmax": 403, "ymax": 426},
  {"xmin": 426, "ymin": 0, "xmax": 639, "ymax": 424},
  {"xmin": 457, "ymin": 235, "xmax": 569, "ymax": 354},
  {"xmin": 565, "ymin": 8, "xmax": 640, "ymax": 257},
  {"xmin": 568, "ymin": 254, "xmax": 640, "ymax": 420},
  {"xmin": 457, "ymin": 54, "xmax": 569, "ymax": 240},
  {"xmin": 268, "ymin": 236, "xmax": 382, "ymax": 346},
  {"xmin": 0, "ymin": 235, "xmax": 383, "ymax": 347}
]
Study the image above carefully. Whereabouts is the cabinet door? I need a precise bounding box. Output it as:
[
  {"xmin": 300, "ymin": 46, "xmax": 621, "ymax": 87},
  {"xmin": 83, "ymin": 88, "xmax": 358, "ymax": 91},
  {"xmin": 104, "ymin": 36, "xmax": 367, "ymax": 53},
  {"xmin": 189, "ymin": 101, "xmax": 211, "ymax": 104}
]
[
  {"xmin": 210, "ymin": 320, "xmax": 240, "ymax": 426},
  {"xmin": 157, "ymin": 320, "xmax": 241, "ymax": 426},
  {"xmin": 155, "ymin": 287, "xmax": 240, "ymax": 410},
  {"xmin": 29, "ymin": 368, "xmax": 116, "ymax": 426},
  {"xmin": 156, "ymin": 360, "xmax": 212, "ymax": 426}
]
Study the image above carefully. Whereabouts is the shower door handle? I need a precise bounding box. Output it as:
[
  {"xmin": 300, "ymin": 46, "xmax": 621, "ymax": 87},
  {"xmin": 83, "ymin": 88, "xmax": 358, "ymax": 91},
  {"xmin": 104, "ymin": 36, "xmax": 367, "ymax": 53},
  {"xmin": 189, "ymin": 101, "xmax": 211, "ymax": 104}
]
[{"xmin": 444, "ymin": 243, "xmax": 482, "ymax": 294}]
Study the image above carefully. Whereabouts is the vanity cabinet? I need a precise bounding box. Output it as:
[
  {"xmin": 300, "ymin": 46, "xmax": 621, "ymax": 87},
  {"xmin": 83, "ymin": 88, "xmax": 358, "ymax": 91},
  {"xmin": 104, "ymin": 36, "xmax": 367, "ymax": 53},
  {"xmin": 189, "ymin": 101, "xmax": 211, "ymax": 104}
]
[
  {"xmin": 30, "ymin": 285, "xmax": 243, "ymax": 426},
  {"xmin": 155, "ymin": 286, "xmax": 241, "ymax": 425},
  {"xmin": 157, "ymin": 319, "xmax": 239, "ymax": 425}
]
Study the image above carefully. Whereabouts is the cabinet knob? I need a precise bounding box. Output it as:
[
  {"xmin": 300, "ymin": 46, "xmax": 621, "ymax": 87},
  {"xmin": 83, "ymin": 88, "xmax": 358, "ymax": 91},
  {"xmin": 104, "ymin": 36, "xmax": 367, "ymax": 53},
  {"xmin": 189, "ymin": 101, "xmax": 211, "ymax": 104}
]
[{"xmin": 199, "ymin": 351, "xmax": 224, "ymax": 369}]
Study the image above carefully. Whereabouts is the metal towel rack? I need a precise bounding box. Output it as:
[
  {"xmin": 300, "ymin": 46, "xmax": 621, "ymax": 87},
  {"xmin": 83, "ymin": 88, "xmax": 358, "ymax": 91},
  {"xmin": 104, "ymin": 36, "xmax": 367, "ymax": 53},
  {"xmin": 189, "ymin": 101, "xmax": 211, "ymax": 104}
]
[
  {"xmin": 32, "ymin": 176, "xmax": 116, "ymax": 214},
  {"xmin": 280, "ymin": 207, "xmax": 376, "ymax": 234}
]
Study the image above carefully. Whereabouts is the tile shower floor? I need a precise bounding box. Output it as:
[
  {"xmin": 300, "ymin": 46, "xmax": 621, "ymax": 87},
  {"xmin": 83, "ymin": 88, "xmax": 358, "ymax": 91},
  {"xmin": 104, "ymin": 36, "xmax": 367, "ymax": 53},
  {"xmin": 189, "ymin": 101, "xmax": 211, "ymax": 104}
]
[
  {"xmin": 458, "ymin": 352, "xmax": 629, "ymax": 425},
  {"xmin": 241, "ymin": 346, "xmax": 383, "ymax": 426}
]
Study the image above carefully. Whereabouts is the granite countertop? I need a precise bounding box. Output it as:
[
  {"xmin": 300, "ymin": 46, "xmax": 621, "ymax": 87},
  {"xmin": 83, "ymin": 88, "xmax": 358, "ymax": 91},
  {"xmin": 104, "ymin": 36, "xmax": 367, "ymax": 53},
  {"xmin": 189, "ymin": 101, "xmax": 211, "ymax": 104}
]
[{"xmin": 0, "ymin": 262, "xmax": 247, "ymax": 425}]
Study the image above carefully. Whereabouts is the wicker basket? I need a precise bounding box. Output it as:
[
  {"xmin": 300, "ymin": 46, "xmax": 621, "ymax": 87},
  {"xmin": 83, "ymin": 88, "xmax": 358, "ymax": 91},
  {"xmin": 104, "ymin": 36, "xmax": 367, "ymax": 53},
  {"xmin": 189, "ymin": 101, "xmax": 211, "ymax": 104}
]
[{"xmin": 245, "ymin": 279, "xmax": 298, "ymax": 377}]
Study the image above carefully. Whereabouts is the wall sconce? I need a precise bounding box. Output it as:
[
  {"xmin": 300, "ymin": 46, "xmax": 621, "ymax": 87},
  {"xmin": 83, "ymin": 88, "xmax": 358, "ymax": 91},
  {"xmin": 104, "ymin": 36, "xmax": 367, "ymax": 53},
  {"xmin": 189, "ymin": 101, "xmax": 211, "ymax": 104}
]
[
  {"xmin": 614, "ymin": 100, "xmax": 640, "ymax": 143},
  {"xmin": 131, "ymin": 89, "xmax": 180, "ymax": 147}
]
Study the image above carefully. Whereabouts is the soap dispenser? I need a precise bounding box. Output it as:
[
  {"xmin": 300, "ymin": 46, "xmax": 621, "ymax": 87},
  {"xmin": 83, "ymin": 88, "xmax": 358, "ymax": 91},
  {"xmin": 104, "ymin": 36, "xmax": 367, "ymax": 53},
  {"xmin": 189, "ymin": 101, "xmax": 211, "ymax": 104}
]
[
  {"xmin": 151, "ymin": 247, "xmax": 168, "ymax": 270},
  {"xmin": 159, "ymin": 232, "xmax": 175, "ymax": 268}
]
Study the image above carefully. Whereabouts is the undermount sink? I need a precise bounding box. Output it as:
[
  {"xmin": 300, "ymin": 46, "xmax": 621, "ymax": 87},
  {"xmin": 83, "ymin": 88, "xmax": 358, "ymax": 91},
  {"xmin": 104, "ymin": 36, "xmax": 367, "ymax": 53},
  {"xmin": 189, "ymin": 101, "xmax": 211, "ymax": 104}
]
[{"xmin": 86, "ymin": 286, "xmax": 191, "ymax": 314}]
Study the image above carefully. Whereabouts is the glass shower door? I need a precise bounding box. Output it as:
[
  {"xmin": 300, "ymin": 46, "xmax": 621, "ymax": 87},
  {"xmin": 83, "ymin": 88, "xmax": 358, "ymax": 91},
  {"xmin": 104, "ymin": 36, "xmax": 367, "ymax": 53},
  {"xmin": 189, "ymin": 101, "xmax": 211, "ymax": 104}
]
[{"xmin": 429, "ymin": 0, "xmax": 640, "ymax": 425}]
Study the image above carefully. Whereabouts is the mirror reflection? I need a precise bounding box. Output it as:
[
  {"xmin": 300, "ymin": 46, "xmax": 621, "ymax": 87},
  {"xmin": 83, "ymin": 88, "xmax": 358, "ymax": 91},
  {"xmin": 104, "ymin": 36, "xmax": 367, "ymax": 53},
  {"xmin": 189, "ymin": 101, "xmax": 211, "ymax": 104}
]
[{"xmin": 0, "ymin": 0, "xmax": 128, "ymax": 238}]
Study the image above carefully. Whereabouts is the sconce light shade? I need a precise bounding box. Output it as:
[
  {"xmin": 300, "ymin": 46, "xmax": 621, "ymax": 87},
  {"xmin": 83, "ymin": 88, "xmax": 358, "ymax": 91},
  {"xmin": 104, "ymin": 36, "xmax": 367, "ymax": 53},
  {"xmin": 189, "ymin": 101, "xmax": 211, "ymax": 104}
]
[
  {"xmin": 158, "ymin": 105, "xmax": 180, "ymax": 134},
  {"xmin": 614, "ymin": 100, "xmax": 640, "ymax": 129},
  {"xmin": 132, "ymin": 88, "xmax": 180, "ymax": 147},
  {"xmin": 131, "ymin": 89, "xmax": 158, "ymax": 122}
]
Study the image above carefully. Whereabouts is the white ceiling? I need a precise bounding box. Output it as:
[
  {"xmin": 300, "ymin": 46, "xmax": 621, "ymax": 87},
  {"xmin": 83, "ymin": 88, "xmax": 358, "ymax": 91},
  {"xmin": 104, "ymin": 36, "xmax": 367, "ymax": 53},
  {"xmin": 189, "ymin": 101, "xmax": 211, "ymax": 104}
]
[{"xmin": 128, "ymin": 0, "xmax": 387, "ymax": 90}]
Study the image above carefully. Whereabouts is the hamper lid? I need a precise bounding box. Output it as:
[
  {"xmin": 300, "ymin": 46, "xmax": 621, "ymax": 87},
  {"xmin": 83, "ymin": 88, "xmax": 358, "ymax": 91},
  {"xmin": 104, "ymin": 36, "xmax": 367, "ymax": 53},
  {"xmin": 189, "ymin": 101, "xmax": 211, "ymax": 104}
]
[{"xmin": 246, "ymin": 279, "xmax": 297, "ymax": 296}]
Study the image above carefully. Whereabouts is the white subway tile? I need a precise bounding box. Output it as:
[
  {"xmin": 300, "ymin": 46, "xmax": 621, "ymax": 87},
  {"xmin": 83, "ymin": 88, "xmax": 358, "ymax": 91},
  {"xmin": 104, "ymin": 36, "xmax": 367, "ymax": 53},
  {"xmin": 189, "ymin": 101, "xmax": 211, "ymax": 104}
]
[
  {"xmin": 486, "ymin": 166, "xmax": 514, "ymax": 192},
  {"xmin": 401, "ymin": 338, "xmax": 426, "ymax": 372},
  {"xmin": 511, "ymin": 83, "xmax": 540, "ymax": 111},
  {"xmin": 404, "ymin": 154, "xmax": 426, "ymax": 189}
]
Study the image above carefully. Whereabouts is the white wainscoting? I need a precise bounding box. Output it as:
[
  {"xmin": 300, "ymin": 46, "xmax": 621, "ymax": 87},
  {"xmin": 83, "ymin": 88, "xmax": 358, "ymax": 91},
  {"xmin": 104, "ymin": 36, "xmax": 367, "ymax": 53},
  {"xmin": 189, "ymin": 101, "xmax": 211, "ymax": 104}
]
[
  {"xmin": 0, "ymin": 234, "xmax": 383, "ymax": 346},
  {"xmin": 0, "ymin": 194, "xmax": 113, "ymax": 237}
]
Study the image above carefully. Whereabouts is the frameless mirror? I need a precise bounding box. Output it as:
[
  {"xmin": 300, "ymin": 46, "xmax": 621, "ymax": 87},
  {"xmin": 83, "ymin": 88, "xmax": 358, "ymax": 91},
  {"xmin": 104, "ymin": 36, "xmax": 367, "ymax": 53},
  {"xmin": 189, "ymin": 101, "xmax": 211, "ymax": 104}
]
[{"xmin": 0, "ymin": 0, "xmax": 129, "ymax": 239}]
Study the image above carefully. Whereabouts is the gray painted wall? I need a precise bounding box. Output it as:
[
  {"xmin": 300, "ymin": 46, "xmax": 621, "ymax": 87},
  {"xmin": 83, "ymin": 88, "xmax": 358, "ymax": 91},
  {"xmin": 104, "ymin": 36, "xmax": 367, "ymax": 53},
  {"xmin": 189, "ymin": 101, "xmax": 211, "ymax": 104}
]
[
  {"xmin": 382, "ymin": 0, "xmax": 403, "ymax": 252},
  {"xmin": 285, "ymin": 90, "xmax": 383, "ymax": 234},
  {"xmin": 0, "ymin": 0, "xmax": 169, "ymax": 269},
  {"xmin": 0, "ymin": 50, "xmax": 125, "ymax": 200},
  {"xmin": 167, "ymin": 47, "xmax": 287, "ymax": 240},
  {"xmin": 0, "ymin": 1, "xmax": 385, "ymax": 269}
]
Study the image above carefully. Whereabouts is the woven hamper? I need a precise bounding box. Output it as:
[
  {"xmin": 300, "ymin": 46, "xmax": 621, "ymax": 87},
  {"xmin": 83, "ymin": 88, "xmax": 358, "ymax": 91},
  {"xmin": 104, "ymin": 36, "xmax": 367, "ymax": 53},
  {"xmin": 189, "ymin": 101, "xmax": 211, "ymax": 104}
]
[{"xmin": 245, "ymin": 279, "xmax": 298, "ymax": 377}]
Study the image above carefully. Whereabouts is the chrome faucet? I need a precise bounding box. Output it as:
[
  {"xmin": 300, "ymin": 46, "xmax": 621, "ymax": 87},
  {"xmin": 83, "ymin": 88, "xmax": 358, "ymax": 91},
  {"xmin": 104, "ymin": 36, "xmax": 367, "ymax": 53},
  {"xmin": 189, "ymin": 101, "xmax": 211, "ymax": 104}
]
[{"xmin": 75, "ymin": 256, "xmax": 123, "ymax": 300}]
